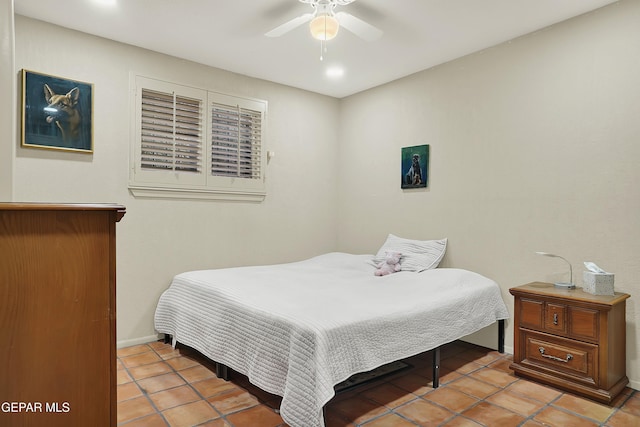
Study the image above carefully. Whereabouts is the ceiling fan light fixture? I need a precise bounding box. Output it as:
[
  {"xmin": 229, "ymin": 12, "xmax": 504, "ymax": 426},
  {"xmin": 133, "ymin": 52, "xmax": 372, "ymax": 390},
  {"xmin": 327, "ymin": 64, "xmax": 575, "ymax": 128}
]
[{"xmin": 309, "ymin": 14, "xmax": 339, "ymax": 41}]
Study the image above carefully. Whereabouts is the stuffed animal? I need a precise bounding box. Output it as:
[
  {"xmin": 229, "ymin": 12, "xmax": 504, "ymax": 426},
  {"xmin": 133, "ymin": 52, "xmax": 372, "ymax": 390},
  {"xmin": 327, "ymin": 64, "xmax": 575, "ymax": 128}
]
[{"xmin": 374, "ymin": 251, "xmax": 402, "ymax": 276}]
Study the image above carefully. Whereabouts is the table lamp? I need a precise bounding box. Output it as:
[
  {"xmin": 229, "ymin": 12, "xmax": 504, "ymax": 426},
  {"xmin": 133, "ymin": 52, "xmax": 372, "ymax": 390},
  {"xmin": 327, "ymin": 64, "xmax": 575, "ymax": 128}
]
[{"xmin": 535, "ymin": 251, "xmax": 575, "ymax": 289}]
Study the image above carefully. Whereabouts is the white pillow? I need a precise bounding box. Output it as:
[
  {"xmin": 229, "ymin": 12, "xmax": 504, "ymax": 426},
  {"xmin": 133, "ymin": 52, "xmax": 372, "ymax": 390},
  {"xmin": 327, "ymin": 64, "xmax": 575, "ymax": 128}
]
[{"xmin": 371, "ymin": 234, "xmax": 447, "ymax": 272}]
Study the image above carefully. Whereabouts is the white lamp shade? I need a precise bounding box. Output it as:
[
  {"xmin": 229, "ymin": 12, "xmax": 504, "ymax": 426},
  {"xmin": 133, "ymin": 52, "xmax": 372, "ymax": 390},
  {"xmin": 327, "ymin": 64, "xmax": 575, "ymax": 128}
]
[{"xmin": 310, "ymin": 14, "xmax": 339, "ymax": 40}]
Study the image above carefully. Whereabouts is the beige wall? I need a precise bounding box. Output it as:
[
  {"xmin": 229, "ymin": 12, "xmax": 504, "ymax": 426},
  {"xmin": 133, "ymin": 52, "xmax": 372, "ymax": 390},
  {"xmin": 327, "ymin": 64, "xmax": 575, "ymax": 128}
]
[
  {"xmin": 337, "ymin": 0, "xmax": 639, "ymax": 389},
  {"xmin": 7, "ymin": 0, "xmax": 639, "ymax": 390},
  {"xmin": 0, "ymin": 0, "xmax": 14, "ymax": 200},
  {"xmin": 13, "ymin": 16, "xmax": 341, "ymax": 346}
]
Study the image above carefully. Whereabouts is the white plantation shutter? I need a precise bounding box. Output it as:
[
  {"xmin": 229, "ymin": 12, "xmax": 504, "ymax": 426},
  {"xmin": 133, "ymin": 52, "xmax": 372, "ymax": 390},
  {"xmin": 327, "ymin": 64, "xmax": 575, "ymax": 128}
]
[
  {"xmin": 141, "ymin": 89, "xmax": 202, "ymax": 173},
  {"xmin": 210, "ymin": 103, "xmax": 262, "ymax": 179},
  {"xmin": 130, "ymin": 76, "xmax": 267, "ymax": 202}
]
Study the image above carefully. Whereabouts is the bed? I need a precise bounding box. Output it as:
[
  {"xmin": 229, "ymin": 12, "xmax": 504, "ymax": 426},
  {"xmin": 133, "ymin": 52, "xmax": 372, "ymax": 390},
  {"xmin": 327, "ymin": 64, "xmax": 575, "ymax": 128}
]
[{"xmin": 154, "ymin": 247, "xmax": 509, "ymax": 427}]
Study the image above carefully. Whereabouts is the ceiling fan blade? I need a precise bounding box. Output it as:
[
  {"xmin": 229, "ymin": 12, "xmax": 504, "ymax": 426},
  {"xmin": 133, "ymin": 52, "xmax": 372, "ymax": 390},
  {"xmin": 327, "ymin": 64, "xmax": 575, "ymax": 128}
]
[
  {"xmin": 265, "ymin": 13, "xmax": 314, "ymax": 37},
  {"xmin": 335, "ymin": 11, "xmax": 383, "ymax": 41}
]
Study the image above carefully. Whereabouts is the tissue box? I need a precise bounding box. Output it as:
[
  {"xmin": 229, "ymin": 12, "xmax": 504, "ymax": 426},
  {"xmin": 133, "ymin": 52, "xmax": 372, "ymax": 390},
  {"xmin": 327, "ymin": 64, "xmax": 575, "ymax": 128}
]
[{"xmin": 583, "ymin": 271, "xmax": 615, "ymax": 296}]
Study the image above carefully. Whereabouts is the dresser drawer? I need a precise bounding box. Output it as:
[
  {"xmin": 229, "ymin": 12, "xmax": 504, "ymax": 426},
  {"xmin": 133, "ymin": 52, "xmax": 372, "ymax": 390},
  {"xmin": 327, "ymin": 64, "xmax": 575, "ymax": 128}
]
[
  {"xmin": 568, "ymin": 306, "xmax": 599, "ymax": 342},
  {"xmin": 544, "ymin": 302, "xmax": 566, "ymax": 334},
  {"xmin": 520, "ymin": 298, "xmax": 599, "ymax": 342},
  {"xmin": 519, "ymin": 298, "xmax": 543, "ymax": 329},
  {"xmin": 520, "ymin": 330, "xmax": 598, "ymax": 386}
]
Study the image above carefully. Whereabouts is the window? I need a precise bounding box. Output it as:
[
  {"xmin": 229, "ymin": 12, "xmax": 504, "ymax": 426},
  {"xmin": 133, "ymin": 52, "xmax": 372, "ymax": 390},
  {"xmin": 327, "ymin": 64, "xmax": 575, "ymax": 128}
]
[
  {"xmin": 141, "ymin": 89, "xmax": 202, "ymax": 174},
  {"xmin": 129, "ymin": 76, "xmax": 267, "ymax": 202},
  {"xmin": 208, "ymin": 92, "xmax": 265, "ymax": 193}
]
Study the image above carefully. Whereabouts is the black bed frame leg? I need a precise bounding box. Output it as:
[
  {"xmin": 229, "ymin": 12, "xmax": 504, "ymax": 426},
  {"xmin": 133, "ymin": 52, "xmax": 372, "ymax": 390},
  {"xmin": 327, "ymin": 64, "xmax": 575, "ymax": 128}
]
[
  {"xmin": 432, "ymin": 347, "xmax": 441, "ymax": 388},
  {"xmin": 216, "ymin": 362, "xmax": 229, "ymax": 381},
  {"xmin": 430, "ymin": 320, "xmax": 503, "ymax": 390},
  {"xmin": 163, "ymin": 334, "xmax": 172, "ymax": 344}
]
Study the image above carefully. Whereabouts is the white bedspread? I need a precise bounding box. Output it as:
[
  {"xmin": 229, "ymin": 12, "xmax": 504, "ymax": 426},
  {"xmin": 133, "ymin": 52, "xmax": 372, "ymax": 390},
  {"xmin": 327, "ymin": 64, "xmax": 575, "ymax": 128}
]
[{"xmin": 154, "ymin": 252, "xmax": 509, "ymax": 427}]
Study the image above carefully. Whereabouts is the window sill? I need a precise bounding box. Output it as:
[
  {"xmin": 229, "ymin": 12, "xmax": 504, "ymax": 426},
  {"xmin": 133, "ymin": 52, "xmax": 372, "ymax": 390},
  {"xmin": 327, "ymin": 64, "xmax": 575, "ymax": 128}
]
[{"xmin": 128, "ymin": 185, "xmax": 266, "ymax": 203}]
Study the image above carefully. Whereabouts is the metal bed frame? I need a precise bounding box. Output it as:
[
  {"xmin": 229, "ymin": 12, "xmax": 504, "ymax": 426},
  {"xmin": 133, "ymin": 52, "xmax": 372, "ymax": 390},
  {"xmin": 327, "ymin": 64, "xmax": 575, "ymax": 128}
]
[{"xmin": 165, "ymin": 319, "xmax": 505, "ymax": 390}]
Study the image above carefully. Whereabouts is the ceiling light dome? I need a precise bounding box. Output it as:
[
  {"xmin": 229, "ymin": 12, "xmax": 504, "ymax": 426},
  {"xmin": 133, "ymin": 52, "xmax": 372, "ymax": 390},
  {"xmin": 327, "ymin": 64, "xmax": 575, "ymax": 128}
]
[{"xmin": 309, "ymin": 14, "xmax": 339, "ymax": 41}]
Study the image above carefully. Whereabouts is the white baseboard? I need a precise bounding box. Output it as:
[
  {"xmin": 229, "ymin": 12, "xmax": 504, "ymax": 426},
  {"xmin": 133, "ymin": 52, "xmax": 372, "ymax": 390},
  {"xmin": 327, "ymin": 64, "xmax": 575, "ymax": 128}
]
[
  {"xmin": 117, "ymin": 334, "xmax": 162, "ymax": 349},
  {"xmin": 629, "ymin": 379, "xmax": 640, "ymax": 391}
]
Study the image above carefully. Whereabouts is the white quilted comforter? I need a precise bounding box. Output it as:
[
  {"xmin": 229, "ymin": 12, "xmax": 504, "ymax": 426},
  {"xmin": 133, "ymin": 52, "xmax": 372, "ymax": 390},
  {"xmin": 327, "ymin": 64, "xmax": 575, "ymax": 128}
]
[{"xmin": 154, "ymin": 253, "xmax": 509, "ymax": 427}]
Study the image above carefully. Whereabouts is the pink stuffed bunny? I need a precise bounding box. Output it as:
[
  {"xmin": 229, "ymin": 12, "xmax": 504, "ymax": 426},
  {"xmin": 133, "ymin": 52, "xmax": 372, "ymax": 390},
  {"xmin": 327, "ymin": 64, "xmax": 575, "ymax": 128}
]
[{"xmin": 374, "ymin": 251, "xmax": 402, "ymax": 276}]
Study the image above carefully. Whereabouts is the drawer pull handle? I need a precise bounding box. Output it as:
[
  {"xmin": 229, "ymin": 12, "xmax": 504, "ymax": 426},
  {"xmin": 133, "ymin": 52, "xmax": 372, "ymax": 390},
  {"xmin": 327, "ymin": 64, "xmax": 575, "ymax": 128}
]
[
  {"xmin": 539, "ymin": 346, "xmax": 573, "ymax": 363},
  {"xmin": 553, "ymin": 313, "xmax": 558, "ymax": 325}
]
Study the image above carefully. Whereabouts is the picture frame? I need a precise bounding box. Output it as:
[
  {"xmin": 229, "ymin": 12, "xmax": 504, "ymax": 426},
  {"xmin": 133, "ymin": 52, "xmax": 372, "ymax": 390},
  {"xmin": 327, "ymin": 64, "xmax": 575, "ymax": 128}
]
[
  {"xmin": 401, "ymin": 144, "xmax": 429, "ymax": 189},
  {"xmin": 21, "ymin": 69, "xmax": 94, "ymax": 153}
]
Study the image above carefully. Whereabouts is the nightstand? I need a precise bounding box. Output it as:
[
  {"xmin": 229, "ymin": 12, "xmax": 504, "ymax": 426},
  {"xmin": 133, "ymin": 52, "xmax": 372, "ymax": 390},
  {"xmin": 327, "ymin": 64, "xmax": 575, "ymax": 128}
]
[{"xmin": 509, "ymin": 282, "xmax": 630, "ymax": 403}]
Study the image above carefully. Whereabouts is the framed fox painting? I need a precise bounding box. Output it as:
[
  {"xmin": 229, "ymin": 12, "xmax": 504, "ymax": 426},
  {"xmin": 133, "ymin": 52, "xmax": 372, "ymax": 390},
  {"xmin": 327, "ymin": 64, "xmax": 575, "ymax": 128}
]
[{"xmin": 21, "ymin": 69, "xmax": 94, "ymax": 153}]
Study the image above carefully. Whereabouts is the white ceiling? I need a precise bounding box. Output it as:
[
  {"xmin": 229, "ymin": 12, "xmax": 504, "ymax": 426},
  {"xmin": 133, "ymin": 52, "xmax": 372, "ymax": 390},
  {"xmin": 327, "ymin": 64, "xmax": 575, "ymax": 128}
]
[{"xmin": 14, "ymin": 0, "xmax": 618, "ymax": 98}]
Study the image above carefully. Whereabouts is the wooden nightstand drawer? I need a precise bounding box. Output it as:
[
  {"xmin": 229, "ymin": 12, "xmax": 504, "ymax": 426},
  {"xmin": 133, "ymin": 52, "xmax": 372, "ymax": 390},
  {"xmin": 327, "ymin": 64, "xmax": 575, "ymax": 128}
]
[
  {"xmin": 544, "ymin": 303, "xmax": 566, "ymax": 334},
  {"xmin": 521, "ymin": 297, "xmax": 599, "ymax": 342},
  {"xmin": 568, "ymin": 306, "xmax": 599, "ymax": 342},
  {"xmin": 520, "ymin": 298, "xmax": 543, "ymax": 329},
  {"xmin": 522, "ymin": 330, "xmax": 598, "ymax": 386}
]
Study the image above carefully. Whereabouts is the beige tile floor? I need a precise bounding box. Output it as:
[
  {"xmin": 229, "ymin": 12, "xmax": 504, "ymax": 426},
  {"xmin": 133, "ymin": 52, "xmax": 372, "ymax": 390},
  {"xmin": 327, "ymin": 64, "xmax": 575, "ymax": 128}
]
[{"xmin": 117, "ymin": 340, "xmax": 640, "ymax": 427}]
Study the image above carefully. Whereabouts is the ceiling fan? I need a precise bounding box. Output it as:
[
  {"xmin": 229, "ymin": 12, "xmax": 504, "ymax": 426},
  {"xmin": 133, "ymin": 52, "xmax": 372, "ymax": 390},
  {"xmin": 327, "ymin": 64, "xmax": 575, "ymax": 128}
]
[{"xmin": 265, "ymin": 0, "xmax": 383, "ymax": 43}]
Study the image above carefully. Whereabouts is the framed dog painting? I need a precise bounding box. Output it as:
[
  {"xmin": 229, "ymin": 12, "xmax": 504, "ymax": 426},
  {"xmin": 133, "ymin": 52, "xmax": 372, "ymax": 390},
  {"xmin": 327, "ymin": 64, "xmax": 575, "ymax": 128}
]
[
  {"xmin": 21, "ymin": 69, "xmax": 93, "ymax": 153},
  {"xmin": 401, "ymin": 144, "xmax": 429, "ymax": 189}
]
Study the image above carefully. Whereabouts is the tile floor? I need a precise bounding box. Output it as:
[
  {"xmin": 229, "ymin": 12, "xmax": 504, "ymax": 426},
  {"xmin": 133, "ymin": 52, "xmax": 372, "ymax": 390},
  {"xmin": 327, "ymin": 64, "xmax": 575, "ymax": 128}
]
[{"xmin": 117, "ymin": 340, "xmax": 640, "ymax": 427}]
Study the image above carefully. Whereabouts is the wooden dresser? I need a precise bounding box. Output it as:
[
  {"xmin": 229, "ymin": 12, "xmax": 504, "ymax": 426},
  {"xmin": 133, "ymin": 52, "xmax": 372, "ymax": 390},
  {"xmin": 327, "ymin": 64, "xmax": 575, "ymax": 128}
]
[
  {"xmin": 0, "ymin": 203, "xmax": 125, "ymax": 427},
  {"xmin": 509, "ymin": 282, "xmax": 629, "ymax": 403}
]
